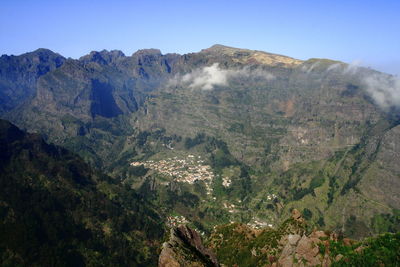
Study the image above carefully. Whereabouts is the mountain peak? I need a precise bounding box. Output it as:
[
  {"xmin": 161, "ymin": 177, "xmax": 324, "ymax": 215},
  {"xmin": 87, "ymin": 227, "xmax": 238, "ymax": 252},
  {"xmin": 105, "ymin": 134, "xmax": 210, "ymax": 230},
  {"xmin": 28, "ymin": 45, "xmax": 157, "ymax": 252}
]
[
  {"xmin": 201, "ymin": 44, "xmax": 303, "ymax": 67},
  {"xmin": 27, "ymin": 48, "xmax": 65, "ymax": 60},
  {"xmin": 202, "ymin": 44, "xmax": 248, "ymax": 53},
  {"xmin": 132, "ymin": 48, "xmax": 162, "ymax": 57},
  {"xmin": 32, "ymin": 48, "xmax": 56, "ymax": 54},
  {"xmin": 79, "ymin": 49, "xmax": 125, "ymax": 64}
]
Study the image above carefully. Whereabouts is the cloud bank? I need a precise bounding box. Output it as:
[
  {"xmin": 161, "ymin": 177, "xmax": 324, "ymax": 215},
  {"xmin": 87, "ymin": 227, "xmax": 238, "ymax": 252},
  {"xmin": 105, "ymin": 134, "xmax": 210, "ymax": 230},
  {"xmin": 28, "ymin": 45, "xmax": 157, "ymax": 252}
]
[
  {"xmin": 169, "ymin": 63, "xmax": 274, "ymax": 90},
  {"xmin": 344, "ymin": 63, "xmax": 400, "ymax": 110},
  {"xmin": 364, "ymin": 74, "xmax": 400, "ymax": 110},
  {"xmin": 170, "ymin": 61, "xmax": 400, "ymax": 111},
  {"xmin": 320, "ymin": 60, "xmax": 400, "ymax": 110}
]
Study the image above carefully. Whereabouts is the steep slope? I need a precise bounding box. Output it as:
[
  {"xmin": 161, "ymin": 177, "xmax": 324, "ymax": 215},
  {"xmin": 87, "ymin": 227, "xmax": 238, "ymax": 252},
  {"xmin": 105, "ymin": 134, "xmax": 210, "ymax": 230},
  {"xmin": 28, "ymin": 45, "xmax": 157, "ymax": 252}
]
[
  {"xmin": 271, "ymin": 119, "xmax": 400, "ymax": 238},
  {"xmin": 5, "ymin": 48, "xmax": 179, "ymax": 167},
  {"xmin": 0, "ymin": 119, "xmax": 164, "ymax": 266},
  {"xmin": 6, "ymin": 45, "xmax": 383, "ymax": 171},
  {"xmin": 159, "ymin": 225, "xmax": 219, "ymax": 267},
  {"xmin": 0, "ymin": 49, "xmax": 65, "ymax": 113},
  {"xmin": 136, "ymin": 58, "xmax": 381, "ymax": 169},
  {"xmin": 1, "ymin": 45, "xmax": 399, "ymax": 238}
]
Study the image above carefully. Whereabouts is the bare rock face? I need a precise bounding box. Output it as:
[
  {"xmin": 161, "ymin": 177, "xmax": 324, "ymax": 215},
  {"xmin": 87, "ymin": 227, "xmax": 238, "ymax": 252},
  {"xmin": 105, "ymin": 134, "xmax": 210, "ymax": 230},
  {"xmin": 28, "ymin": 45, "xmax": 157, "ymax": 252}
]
[
  {"xmin": 158, "ymin": 245, "xmax": 182, "ymax": 267},
  {"xmin": 295, "ymin": 236, "xmax": 321, "ymax": 265},
  {"xmin": 309, "ymin": 231, "xmax": 328, "ymax": 239},
  {"xmin": 291, "ymin": 209, "xmax": 303, "ymax": 222},
  {"xmin": 288, "ymin": 234, "xmax": 301, "ymax": 246},
  {"xmin": 277, "ymin": 229, "xmax": 336, "ymax": 267},
  {"xmin": 159, "ymin": 225, "xmax": 219, "ymax": 267}
]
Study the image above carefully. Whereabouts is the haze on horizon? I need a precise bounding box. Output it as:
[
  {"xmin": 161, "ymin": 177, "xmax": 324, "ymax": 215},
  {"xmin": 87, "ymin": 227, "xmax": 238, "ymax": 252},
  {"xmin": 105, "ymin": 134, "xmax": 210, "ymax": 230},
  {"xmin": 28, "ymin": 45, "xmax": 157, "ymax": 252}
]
[{"xmin": 1, "ymin": 0, "xmax": 399, "ymax": 76}]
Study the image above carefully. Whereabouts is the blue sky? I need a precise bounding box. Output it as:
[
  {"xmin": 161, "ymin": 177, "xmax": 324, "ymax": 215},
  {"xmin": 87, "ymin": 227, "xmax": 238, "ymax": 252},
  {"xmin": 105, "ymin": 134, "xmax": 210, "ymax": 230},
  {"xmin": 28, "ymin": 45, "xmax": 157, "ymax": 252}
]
[{"xmin": 1, "ymin": 0, "xmax": 399, "ymax": 75}]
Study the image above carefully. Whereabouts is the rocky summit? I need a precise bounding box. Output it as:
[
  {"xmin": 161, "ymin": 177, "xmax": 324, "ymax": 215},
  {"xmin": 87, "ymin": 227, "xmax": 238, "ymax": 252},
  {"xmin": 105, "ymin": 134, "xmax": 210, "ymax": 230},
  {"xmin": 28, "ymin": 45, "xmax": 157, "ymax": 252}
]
[
  {"xmin": 1, "ymin": 45, "xmax": 399, "ymax": 266},
  {"xmin": 159, "ymin": 225, "xmax": 219, "ymax": 267}
]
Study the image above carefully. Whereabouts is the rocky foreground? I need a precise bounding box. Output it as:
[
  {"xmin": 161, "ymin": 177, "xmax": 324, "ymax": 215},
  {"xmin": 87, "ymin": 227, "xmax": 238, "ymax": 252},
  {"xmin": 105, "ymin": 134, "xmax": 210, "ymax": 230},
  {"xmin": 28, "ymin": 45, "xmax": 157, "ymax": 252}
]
[
  {"xmin": 159, "ymin": 209, "xmax": 400, "ymax": 267},
  {"xmin": 159, "ymin": 225, "xmax": 219, "ymax": 267}
]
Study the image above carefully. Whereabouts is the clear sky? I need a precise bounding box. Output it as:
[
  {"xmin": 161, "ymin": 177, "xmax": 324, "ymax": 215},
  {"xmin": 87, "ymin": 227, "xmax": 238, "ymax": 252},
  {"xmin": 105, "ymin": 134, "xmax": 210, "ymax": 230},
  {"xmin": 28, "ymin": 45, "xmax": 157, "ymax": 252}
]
[{"xmin": 1, "ymin": 0, "xmax": 399, "ymax": 75}]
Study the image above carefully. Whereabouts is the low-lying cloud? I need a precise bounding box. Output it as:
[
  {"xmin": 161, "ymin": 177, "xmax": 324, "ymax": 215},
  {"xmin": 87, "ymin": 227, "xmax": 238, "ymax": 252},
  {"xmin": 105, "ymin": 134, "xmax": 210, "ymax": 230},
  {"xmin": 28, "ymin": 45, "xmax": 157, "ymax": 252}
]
[
  {"xmin": 301, "ymin": 62, "xmax": 320, "ymax": 73},
  {"xmin": 364, "ymin": 74, "xmax": 400, "ymax": 110},
  {"xmin": 320, "ymin": 60, "xmax": 400, "ymax": 110},
  {"xmin": 170, "ymin": 61, "xmax": 400, "ymax": 110},
  {"xmin": 344, "ymin": 60, "xmax": 363, "ymax": 75},
  {"xmin": 169, "ymin": 63, "xmax": 274, "ymax": 90}
]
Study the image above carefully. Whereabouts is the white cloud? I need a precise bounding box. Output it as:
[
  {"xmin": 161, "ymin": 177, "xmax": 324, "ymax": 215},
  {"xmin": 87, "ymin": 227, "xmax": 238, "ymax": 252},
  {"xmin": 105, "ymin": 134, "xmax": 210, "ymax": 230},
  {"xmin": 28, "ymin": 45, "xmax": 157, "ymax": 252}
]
[
  {"xmin": 168, "ymin": 63, "xmax": 274, "ymax": 90},
  {"xmin": 343, "ymin": 60, "xmax": 363, "ymax": 74},
  {"xmin": 322, "ymin": 59, "xmax": 400, "ymax": 110},
  {"xmin": 300, "ymin": 62, "xmax": 321, "ymax": 73},
  {"xmin": 326, "ymin": 63, "xmax": 342, "ymax": 72},
  {"xmin": 187, "ymin": 63, "xmax": 229, "ymax": 90},
  {"xmin": 170, "ymin": 61, "xmax": 400, "ymax": 110},
  {"xmin": 364, "ymin": 74, "xmax": 400, "ymax": 110}
]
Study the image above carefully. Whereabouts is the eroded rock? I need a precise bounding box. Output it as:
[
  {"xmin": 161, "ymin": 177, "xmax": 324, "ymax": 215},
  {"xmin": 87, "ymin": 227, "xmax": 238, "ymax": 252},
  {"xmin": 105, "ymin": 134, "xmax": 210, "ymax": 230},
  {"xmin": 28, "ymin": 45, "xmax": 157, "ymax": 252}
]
[{"xmin": 159, "ymin": 225, "xmax": 219, "ymax": 267}]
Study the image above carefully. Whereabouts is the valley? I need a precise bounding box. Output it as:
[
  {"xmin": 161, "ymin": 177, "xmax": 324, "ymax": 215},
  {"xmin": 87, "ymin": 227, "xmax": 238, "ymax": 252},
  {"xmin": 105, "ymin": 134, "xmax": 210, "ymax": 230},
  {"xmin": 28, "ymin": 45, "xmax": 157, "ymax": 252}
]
[{"xmin": 1, "ymin": 44, "xmax": 399, "ymax": 266}]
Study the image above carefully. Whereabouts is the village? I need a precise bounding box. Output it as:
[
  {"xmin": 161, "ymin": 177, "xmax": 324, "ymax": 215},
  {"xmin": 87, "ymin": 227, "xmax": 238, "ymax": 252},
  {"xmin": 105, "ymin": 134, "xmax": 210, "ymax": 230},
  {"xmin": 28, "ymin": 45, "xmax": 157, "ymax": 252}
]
[
  {"xmin": 131, "ymin": 156, "xmax": 274, "ymax": 230},
  {"xmin": 247, "ymin": 219, "xmax": 274, "ymax": 229},
  {"xmin": 166, "ymin": 215, "xmax": 189, "ymax": 227},
  {"xmin": 130, "ymin": 154, "xmax": 215, "ymax": 193}
]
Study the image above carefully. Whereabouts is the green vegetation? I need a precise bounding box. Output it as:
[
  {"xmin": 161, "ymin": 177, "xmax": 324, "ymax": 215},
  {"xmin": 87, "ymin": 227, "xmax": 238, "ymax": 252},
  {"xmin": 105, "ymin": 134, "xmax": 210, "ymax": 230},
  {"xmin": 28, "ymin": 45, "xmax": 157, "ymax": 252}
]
[
  {"xmin": 184, "ymin": 132, "xmax": 206, "ymax": 149},
  {"xmin": 330, "ymin": 233, "xmax": 400, "ymax": 267},
  {"xmin": 303, "ymin": 208, "xmax": 313, "ymax": 220},
  {"xmin": 208, "ymin": 217, "xmax": 306, "ymax": 266},
  {"xmin": 207, "ymin": 213, "xmax": 400, "ymax": 267},
  {"xmin": 0, "ymin": 120, "xmax": 164, "ymax": 266},
  {"xmin": 371, "ymin": 210, "xmax": 400, "ymax": 233}
]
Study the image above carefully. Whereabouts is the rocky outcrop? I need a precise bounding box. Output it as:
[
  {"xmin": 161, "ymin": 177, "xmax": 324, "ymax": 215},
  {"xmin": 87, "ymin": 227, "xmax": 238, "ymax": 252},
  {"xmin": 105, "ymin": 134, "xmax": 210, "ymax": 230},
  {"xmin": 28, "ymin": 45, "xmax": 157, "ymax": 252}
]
[
  {"xmin": 291, "ymin": 209, "xmax": 304, "ymax": 223},
  {"xmin": 159, "ymin": 225, "xmax": 219, "ymax": 267},
  {"xmin": 277, "ymin": 232, "xmax": 331, "ymax": 267},
  {"xmin": 79, "ymin": 50, "xmax": 125, "ymax": 65},
  {"xmin": 274, "ymin": 212, "xmax": 351, "ymax": 266},
  {"xmin": 274, "ymin": 210, "xmax": 329, "ymax": 266}
]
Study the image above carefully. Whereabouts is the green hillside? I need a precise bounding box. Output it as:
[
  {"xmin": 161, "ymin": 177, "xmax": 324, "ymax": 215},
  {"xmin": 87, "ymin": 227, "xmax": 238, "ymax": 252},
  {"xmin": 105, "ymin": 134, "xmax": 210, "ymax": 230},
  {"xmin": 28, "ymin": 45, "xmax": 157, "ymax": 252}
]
[{"xmin": 0, "ymin": 119, "xmax": 164, "ymax": 266}]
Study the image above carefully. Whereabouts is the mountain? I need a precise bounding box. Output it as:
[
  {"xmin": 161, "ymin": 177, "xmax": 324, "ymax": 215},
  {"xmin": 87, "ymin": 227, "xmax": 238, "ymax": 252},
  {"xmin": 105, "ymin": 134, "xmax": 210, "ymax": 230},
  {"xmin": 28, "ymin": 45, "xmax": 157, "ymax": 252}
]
[
  {"xmin": 0, "ymin": 49, "xmax": 65, "ymax": 113},
  {"xmin": 0, "ymin": 45, "xmax": 399, "ymax": 240},
  {"xmin": 0, "ymin": 119, "xmax": 164, "ymax": 266}
]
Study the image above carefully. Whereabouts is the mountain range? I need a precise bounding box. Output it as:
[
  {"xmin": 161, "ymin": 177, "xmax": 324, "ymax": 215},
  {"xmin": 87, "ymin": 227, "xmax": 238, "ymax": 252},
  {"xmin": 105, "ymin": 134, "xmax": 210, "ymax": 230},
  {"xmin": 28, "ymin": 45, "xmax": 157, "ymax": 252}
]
[{"xmin": 1, "ymin": 45, "xmax": 399, "ymax": 266}]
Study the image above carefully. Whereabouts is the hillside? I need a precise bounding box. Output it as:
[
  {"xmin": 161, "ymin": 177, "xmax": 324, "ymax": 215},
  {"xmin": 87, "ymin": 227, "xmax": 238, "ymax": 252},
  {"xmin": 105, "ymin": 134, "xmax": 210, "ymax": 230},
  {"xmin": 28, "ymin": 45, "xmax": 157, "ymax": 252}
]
[
  {"xmin": 0, "ymin": 45, "xmax": 399, "ymax": 239},
  {"xmin": 0, "ymin": 119, "xmax": 164, "ymax": 266},
  {"xmin": 0, "ymin": 49, "xmax": 65, "ymax": 113}
]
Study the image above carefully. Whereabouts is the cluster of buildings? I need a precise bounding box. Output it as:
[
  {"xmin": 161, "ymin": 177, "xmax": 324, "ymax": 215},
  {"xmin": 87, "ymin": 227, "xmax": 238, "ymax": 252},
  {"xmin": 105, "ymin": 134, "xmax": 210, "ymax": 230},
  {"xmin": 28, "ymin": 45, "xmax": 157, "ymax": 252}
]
[
  {"xmin": 130, "ymin": 155, "xmax": 214, "ymax": 193},
  {"xmin": 166, "ymin": 215, "xmax": 189, "ymax": 227},
  {"xmin": 248, "ymin": 219, "xmax": 273, "ymax": 229},
  {"xmin": 223, "ymin": 202, "xmax": 237, "ymax": 213},
  {"xmin": 222, "ymin": 176, "xmax": 232, "ymax": 187}
]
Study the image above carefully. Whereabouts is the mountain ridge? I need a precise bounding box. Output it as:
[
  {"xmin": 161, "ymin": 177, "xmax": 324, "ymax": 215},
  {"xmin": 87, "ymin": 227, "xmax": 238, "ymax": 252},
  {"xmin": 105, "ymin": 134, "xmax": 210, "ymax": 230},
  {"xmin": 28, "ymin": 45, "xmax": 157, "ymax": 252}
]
[{"xmin": 0, "ymin": 44, "xmax": 399, "ymax": 242}]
